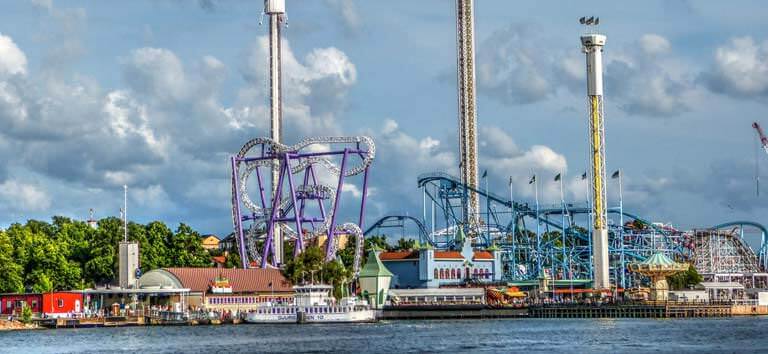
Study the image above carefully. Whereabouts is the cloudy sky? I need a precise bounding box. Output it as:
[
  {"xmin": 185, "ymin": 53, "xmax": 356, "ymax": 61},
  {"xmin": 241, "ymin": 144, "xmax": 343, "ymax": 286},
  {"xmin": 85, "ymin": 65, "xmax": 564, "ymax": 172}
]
[{"xmin": 0, "ymin": 0, "xmax": 767, "ymax": 236}]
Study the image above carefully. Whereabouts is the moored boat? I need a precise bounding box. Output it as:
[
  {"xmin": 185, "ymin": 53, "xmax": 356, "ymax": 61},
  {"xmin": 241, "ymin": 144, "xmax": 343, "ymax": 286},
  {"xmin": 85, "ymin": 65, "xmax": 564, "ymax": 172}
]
[{"xmin": 245, "ymin": 284, "xmax": 376, "ymax": 324}]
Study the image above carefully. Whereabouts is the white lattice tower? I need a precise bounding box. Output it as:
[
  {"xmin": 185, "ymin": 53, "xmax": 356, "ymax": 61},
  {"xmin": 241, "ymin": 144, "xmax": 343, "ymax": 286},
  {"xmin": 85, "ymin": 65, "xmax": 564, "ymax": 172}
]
[
  {"xmin": 266, "ymin": 0, "xmax": 286, "ymax": 264},
  {"xmin": 455, "ymin": 0, "xmax": 480, "ymax": 227}
]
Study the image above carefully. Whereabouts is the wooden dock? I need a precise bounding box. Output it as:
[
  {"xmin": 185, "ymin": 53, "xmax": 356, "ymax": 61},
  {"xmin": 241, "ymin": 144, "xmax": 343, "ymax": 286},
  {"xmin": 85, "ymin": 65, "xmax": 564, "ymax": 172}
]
[
  {"xmin": 382, "ymin": 305, "xmax": 528, "ymax": 320},
  {"xmin": 529, "ymin": 302, "xmax": 732, "ymax": 318}
]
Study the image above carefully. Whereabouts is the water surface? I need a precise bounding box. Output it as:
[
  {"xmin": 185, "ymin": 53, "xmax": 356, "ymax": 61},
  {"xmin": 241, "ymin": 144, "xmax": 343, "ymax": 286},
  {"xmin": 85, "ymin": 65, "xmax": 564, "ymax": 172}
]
[{"xmin": 2, "ymin": 317, "xmax": 766, "ymax": 353}]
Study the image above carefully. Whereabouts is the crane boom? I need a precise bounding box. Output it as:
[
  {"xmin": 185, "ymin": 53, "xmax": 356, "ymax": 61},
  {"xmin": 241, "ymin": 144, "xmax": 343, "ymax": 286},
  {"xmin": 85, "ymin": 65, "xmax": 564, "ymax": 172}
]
[{"xmin": 753, "ymin": 122, "xmax": 768, "ymax": 155}]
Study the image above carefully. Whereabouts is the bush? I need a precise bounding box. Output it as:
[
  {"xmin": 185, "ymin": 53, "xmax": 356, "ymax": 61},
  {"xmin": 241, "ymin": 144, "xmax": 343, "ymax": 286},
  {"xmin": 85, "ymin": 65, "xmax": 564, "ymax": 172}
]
[{"xmin": 21, "ymin": 306, "xmax": 32, "ymax": 324}]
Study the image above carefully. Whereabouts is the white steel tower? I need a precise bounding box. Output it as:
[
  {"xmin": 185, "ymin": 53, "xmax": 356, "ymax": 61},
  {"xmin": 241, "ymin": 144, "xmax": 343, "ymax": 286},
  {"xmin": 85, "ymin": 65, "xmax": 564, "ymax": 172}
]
[
  {"xmin": 266, "ymin": 0, "xmax": 285, "ymax": 265},
  {"xmin": 580, "ymin": 20, "xmax": 609, "ymax": 291},
  {"xmin": 455, "ymin": 0, "xmax": 480, "ymax": 227}
]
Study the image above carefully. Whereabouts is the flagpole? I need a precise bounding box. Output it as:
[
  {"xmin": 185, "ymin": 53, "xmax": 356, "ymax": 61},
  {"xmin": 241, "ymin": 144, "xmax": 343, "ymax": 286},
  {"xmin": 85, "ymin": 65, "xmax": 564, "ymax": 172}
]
[
  {"xmin": 534, "ymin": 173, "xmax": 541, "ymax": 277},
  {"xmin": 559, "ymin": 171, "xmax": 566, "ymax": 282},
  {"xmin": 509, "ymin": 176, "xmax": 516, "ymax": 279},
  {"xmin": 586, "ymin": 173, "xmax": 593, "ymax": 281},
  {"xmin": 618, "ymin": 169, "xmax": 625, "ymax": 291},
  {"xmin": 485, "ymin": 172, "xmax": 490, "ymax": 246}
]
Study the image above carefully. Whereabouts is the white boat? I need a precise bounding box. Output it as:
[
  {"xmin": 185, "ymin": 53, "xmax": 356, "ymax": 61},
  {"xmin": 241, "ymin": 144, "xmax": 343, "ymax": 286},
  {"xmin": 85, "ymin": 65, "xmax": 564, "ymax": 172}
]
[{"xmin": 245, "ymin": 284, "xmax": 376, "ymax": 324}]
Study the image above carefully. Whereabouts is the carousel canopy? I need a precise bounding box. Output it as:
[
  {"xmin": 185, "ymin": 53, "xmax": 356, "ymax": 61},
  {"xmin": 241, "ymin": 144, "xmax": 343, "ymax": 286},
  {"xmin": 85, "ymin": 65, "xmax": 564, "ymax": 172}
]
[{"xmin": 629, "ymin": 252, "xmax": 688, "ymax": 275}]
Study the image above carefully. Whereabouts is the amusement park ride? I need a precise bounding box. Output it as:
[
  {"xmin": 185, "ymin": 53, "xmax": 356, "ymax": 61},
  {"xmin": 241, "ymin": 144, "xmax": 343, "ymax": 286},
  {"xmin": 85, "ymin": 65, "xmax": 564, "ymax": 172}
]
[{"xmin": 229, "ymin": 1, "xmax": 768, "ymax": 292}]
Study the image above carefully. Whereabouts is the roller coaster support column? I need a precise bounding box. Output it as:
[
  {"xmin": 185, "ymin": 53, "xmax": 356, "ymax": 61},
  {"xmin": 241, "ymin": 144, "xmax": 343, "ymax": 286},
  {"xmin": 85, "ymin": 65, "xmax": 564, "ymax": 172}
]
[
  {"xmin": 358, "ymin": 166, "xmax": 370, "ymax": 231},
  {"xmin": 284, "ymin": 153, "xmax": 304, "ymax": 256},
  {"xmin": 327, "ymin": 149, "xmax": 349, "ymax": 260},
  {"xmin": 581, "ymin": 30, "xmax": 610, "ymax": 291},
  {"xmin": 263, "ymin": 160, "xmax": 287, "ymax": 268},
  {"xmin": 231, "ymin": 156, "xmax": 248, "ymax": 269}
]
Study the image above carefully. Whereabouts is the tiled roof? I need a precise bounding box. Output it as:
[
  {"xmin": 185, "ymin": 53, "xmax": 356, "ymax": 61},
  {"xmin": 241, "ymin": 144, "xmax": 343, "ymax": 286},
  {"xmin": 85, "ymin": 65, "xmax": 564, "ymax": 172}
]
[
  {"xmin": 434, "ymin": 251, "xmax": 463, "ymax": 259},
  {"xmin": 359, "ymin": 251, "xmax": 394, "ymax": 278},
  {"xmin": 472, "ymin": 251, "xmax": 494, "ymax": 260},
  {"xmin": 380, "ymin": 251, "xmax": 419, "ymax": 260},
  {"xmin": 163, "ymin": 268, "xmax": 292, "ymax": 293}
]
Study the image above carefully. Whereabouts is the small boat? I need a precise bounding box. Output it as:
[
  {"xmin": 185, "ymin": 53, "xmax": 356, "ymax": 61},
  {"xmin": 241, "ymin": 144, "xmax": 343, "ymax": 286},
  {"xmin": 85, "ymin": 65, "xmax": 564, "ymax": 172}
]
[{"xmin": 245, "ymin": 284, "xmax": 376, "ymax": 324}]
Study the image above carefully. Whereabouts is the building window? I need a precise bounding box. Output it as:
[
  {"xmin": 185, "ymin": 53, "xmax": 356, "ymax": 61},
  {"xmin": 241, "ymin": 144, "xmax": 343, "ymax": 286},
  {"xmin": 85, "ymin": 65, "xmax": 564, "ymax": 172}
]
[
  {"xmin": 57, "ymin": 299, "xmax": 64, "ymax": 308},
  {"xmin": 434, "ymin": 269, "xmax": 438, "ymax": 279}
]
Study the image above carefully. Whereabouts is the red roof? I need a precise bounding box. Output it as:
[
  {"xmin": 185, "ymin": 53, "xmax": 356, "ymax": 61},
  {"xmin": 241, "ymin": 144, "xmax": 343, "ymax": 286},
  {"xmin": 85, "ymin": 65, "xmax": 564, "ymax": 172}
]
[
  {"xmin": 211, "ymin": 256, "xmax": 226, "ymax": 264},
  {"xmin": 435, "ymin": 251, "xmax": 464, "ymax": 259},
  {"xmin": 380, "ymin": 251, "xmax": 419, "ymax": 260},
  {"xmin": 473, "ymin": 251, "xmax": 494, "ymax": 260},
  {"xmin": 163, "ymin": 268, "xmax": 292, "ymax": 293}
]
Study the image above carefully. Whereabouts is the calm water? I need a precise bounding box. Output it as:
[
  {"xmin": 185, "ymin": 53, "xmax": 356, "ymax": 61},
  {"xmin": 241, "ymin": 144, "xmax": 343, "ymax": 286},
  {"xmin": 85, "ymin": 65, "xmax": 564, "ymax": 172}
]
[{"xmin": 2, "ymin": 317, "xmax": 767, "ymax": 353}]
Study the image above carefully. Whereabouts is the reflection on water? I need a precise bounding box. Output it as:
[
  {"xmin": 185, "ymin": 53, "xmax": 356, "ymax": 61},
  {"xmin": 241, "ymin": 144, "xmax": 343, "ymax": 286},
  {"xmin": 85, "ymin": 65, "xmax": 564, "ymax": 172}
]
[{"xmin": 3, "ymin": 317, "xmax": 768, "ymax": 353}]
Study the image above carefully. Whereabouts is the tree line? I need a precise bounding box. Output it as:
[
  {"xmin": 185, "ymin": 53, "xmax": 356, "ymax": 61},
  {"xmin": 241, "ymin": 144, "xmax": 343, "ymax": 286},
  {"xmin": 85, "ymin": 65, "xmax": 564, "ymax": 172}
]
[{"xmin": 0, "ymin": 216, "xmax": 217, "ymax": 294}]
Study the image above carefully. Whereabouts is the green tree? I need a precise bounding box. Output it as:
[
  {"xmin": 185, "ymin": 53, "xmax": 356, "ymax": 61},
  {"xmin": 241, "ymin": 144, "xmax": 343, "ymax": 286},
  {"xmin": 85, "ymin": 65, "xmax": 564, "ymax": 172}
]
[
  {"xmin": 142, "ymin": 221, "xmax": 173, "ymax": 270},
  {"xmin": 393, "ymin": 237, "xmax": 417, "ymax": 251},
  {"xmin": 0, "ymin": 231, "xmax": 24, "ymax": 293},
  {"xmin": 28, "ymin": 270, "xmax": 53, "ymax": 293},
  {"xmin": 167, "ymin": 223, "xmax": 209, "ymax": 267},
  {"xmin": 321, "ymin": 259, "xmax": 352, "ymax": 299},
  {"xmin": 667, "ymin": 266, "xmax": 703, "ymax": 290},
  {"xmin": 365, "ymin": 235, "xmax": 390, "ymax": 251}
]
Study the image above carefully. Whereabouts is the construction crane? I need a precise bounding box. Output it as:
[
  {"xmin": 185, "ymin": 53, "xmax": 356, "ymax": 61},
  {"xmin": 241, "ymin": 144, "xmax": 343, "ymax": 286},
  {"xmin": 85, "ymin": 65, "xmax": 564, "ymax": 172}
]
[
  {"xmin": 753, "ymin": 122, "xmax": 768, "ymax": 197},
  {"xmin": 455, "ymin": 0, "xmax": 480, "ymax": 229},
  {"xmin": 754, "ymin": 122, "xmax": 768, "ymax": 155}
]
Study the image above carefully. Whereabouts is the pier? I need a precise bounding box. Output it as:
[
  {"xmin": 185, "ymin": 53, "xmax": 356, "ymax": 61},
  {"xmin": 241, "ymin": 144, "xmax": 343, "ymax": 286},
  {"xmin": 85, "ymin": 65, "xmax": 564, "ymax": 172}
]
[{"xmin": 529, "ymin": 302, "xmax": 732, "ymax": 319}]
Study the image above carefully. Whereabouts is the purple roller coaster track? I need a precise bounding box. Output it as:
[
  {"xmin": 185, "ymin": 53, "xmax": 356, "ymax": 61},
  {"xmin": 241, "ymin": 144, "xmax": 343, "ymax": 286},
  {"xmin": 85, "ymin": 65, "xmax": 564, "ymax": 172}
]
[{"xmin": 230, "ymin": 136, "xmax": 375, "ymax": 275}]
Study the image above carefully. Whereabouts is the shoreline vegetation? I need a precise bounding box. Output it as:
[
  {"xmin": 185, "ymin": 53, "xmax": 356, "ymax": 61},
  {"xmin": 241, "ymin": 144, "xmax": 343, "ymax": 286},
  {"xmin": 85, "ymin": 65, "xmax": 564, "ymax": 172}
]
[{"xmin": 0, "ymin": 217, "xmax": 233, "ymax": 293}]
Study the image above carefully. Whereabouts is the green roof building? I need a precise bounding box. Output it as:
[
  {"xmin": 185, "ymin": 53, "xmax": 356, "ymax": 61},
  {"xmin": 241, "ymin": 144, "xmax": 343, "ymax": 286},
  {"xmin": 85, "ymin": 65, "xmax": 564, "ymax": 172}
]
[{"xmin": 358, "ymin": 249, "xmax": 393, "ymax": 309}]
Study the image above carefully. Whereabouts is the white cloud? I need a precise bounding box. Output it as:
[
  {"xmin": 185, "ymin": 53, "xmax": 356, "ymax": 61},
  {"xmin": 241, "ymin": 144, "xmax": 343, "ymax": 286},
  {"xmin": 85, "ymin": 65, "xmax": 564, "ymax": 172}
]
[
  {"xmin": 0, "ymin": 179, "xmax": 51, "ymax": 211},
  {"xmin": 477, "ymin": 25, "xmax": 552, "ymax": 105},
  {"xmin": 639, "ymin": 34, "xmax": 671, "ymax": 55},
  {"xmin": 419, "ymin": 137, "xmax": 440, "ymax": 150},
  {"xmin": 29, "ymin": 0, "xmax": 53, "ymax": 12},
  {"xmin": 382, "ymin": 119, "xmax": 398, "ymax": 135},
  {"xmin": 240, "ymin": 38, "xmax": 356, "ymax": 138},
  {"xmin": 705, "ymin": 36, "xmax": 768, "ymax": 98},
  {"xmin": 0, "ymin": 34, "xmax": 27, "ymax": 77},
  {"xmin": 131, "ymin": 184, "xmax": 176, "ymax": 211},
  {"xmin": 123, "ymin": 47, "xmax": 187, "ymax": 103},
  {"xmin": 326, "ymin": 0, "xmax": 361, "ymax": 34},
  {"xmin": 604, "ymin": 34, "xmax": 695, "ymax": 117}
]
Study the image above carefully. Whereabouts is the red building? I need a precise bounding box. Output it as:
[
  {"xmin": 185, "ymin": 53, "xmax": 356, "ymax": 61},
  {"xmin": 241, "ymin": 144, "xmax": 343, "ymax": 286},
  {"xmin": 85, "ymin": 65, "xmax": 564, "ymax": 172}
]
[
  {"xmin": 42, "ymin": 292, "xmax": 83, "ymax": 317},
  {"xmin": 0, "ymin": 292, "xmax": 84, "ymax": 317},
  {"xmin": 0, "ymin": 293, "xmax": 42, "ymax": 316}
]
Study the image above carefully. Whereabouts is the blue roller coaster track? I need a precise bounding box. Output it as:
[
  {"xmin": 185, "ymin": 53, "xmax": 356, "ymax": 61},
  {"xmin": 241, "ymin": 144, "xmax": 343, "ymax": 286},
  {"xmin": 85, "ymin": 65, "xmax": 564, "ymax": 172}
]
[{"xmin": 365, "ymin": 171, "xmax": 768, "ymax": 287}]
